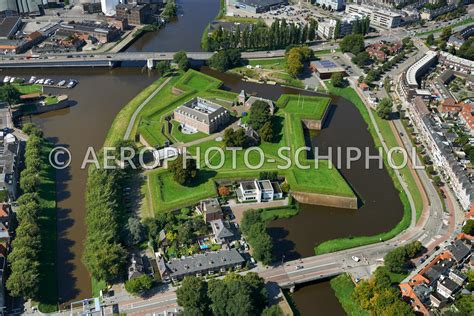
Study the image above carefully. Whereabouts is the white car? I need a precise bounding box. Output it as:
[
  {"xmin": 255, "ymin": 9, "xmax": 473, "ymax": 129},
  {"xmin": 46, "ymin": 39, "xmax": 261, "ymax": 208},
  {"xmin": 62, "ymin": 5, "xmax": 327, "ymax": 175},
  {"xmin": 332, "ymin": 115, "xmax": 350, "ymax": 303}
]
[{"xmin": 352, "ymin": 256, "xmax": 361, "ymax": 262}]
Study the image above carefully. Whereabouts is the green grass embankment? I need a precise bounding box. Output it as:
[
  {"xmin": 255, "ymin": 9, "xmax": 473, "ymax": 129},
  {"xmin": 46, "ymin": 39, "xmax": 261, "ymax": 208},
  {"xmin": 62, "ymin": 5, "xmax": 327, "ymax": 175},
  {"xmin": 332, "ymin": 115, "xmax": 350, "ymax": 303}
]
[{"xmin": 330, "ymin": 274, "xmax": 369, "ymax": 316}]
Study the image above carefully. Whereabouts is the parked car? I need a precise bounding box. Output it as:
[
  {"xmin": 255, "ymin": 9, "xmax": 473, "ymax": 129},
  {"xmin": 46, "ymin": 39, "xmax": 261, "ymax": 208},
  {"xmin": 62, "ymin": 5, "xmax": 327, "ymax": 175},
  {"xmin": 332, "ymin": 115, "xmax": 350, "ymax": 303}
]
[{"xmin": 352, "ymin": 256, "xmax": 361, "ymax": 262}]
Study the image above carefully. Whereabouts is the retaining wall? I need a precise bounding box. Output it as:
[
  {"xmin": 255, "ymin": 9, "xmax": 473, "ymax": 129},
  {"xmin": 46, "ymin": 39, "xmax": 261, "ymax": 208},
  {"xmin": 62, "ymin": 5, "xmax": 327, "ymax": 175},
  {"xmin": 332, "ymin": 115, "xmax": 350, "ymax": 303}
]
[{"xmin": 291, "ymin": 191, "xmax": 358, "ymax": 209}]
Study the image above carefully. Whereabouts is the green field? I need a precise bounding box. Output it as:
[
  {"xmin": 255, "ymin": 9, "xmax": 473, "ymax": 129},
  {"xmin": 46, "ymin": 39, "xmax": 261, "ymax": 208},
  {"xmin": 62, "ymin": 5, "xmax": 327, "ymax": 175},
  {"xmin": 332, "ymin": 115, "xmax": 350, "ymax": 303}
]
[
  {"xmin": 313, "ymin": 83, "xmax": 421, "ymax": 255},
  {"xmin": 330, "ymin": 274, "xmax": 369, "ymax": 316},
  {"xmin": 278, "ymin": 94, "xmax": 330, "ymax": 119},
  {"xmin": 260, "ymin": 207, "xmax": 299, "ymax": 221},
  {"xmin": 149, "ymin": 170, "xmax": 217, "ymax": 212}
]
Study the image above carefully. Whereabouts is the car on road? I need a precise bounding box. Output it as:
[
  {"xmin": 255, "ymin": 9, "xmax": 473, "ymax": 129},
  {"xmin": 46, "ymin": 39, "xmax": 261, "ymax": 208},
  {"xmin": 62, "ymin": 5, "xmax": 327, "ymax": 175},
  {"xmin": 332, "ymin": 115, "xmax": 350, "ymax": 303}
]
[
  {"xmin": 296, "ymin": 265, "xmax": 304, "ymax": 270},
  {"xmin": 352, "ymin": 256, "xmax": 361, "ymax": 262}
]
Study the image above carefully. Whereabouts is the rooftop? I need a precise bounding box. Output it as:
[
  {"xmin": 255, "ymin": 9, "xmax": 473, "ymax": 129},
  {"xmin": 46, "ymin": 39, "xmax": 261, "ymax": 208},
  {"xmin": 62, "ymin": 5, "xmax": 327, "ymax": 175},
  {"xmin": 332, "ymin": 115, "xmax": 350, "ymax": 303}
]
[
  {"xmin": 160, "ymin": 249, "xmax": 245, "ymax": 278},
  {"xmin": 175, "ymin": 97, "xmax": 228, "ymax": 125},
  {"xmin": 235, "ymin": 0, "xmax": 287, "ymax": 8},
  {"xmin": 0, "ymin": 16, "xmax": 20, "ymax": 39},
  {"xmin": 406, "ymin": 50, "xmax": 437, "ymax": 87}
]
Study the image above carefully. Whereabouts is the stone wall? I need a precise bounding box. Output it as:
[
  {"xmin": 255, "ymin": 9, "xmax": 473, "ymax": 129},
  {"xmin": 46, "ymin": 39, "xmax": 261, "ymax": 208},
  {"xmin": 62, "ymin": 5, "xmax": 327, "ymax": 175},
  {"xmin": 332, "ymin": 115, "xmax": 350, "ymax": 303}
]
[{"xmin": 291, "ymin": 191, "xmax": 358, "ymax": 209}]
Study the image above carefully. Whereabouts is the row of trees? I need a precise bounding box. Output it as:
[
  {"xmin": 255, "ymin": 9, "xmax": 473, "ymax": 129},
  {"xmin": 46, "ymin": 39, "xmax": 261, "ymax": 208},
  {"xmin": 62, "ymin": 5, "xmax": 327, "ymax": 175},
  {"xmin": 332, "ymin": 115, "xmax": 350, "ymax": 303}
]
[
  {"xmin": 334, "ymin": 17, "xmax": 370, "ymax": 39},
  {"xmin": 241, "ymin": 209, "xmax": 273, "ymax": 265},
  {"xmin": 203, "ymin": 18, "xmax": 317, "ymax": 52},
  {"xmin": 0, "ymin": 84, "xmax": 20, "ymax": 105},
  {"xmin": 384, "ymin": 240, "xmax": 423, "ymax": 273},
  {"xmin": 176, "ymin": 273, "xmax": 281, "ymax": 316},
  {"xmin": 162, "ymin": 0, "xmax": 177, "ymax": 19},
  {"xmin": 285, "ymin": 45, "xmax": 314, "ymax": 77},
  {"xmin": 364, "ymin": 49, "xmax": 408, "ymax": 84},
  {"xmin": 82, "ymin": 143, "xmax": 132, "ymax": 283},
  {"xmin": 376, "ymin": 98, "xmax": 393, "ymax": 120},
  {"xmin": 6, "ymin": 124, "xmax": 45, "ymax": 299},
  {"xmin": 248, "ymin": 100, "xmax": 274, "ymax": 142}
]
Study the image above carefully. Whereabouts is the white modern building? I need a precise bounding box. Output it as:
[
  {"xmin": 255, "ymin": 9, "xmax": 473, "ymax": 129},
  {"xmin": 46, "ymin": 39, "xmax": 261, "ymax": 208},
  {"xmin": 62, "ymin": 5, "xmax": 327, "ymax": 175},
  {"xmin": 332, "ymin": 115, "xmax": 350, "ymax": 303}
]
[
  {"xmin": 317, "ymin": 13, "xmax": 364, "ymax": 39},
  {"xmin": 315, "ymin": 0, "xmax": 345, "ymax": 11},
  {"xmin": 100, "ymin": 0, "xmax": 120, "ymax": 16},
  {"xmin": 345, "ymin": 3, "xmax": 402, "ymax": 28},
  {"xmin": 236, "ymin": 180, "xmax": 282, "ymax": 203}
]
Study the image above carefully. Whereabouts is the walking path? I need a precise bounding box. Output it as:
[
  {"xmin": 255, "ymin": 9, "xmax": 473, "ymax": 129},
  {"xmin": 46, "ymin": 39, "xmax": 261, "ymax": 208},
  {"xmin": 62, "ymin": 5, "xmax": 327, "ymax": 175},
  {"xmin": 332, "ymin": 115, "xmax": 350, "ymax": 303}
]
[{"xmin": 124, "ymin": 77, "xmax": 172, "ymax": 140}]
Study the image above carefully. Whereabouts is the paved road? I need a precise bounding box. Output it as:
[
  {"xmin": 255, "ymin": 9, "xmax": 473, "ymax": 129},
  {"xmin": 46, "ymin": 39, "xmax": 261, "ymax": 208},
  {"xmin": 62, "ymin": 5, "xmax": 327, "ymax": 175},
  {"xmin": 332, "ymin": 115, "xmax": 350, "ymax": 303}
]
[{"xmin": 124, "ymin": 77, "xmax": 172, "ymax": 140}]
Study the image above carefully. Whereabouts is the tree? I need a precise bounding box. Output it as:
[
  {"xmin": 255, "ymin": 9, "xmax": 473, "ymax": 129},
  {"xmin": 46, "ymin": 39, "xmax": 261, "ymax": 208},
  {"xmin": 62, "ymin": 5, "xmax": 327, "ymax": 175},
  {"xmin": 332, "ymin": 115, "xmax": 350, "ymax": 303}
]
[
  {"xmin": 377, "ymin": 98, "xmax": 392, "ymax": 120},
  {"xmin": 156, "ymin": 61, "xmax": 171, "ymax": 76},
  {"xmin": 223, "ymin": 128, "xmax": 248, "ymax": 148},
  {"xmin": 440, "ymin": 26, "xmax": 452, "ymax": 42},
  {"xmin": 125, "ymin": 275, "xmax": 153, "ymax": 295},
  {"xmin": 334, "ymin": 19, "xmax": 341, "ymax": 39},
  {"xmin": 0, "ymin": 84, "xmax": 20, "ymax": 105},
  {"xmin": 285, "ymin": 46, "xmax": 313, "ymax": 77},
  {"xmin": 339, "ymin": 34, "xmax": 365, "ymax": 55},
  {"xmin": 218, "ymin": 186, "xmax": 230, "ymax": 197},
  {"xmin": 259, "ymin": 121, "xmax": 274, "ymax": 142},
  {"xmin": 83, "ymin": 241, "xmax": 127, "ymax": 282},
  {"xmin": 241, "ymin": 209, "xmax": 273, "ymax": 264},
  {"xmin": 433, "ymin": 176, "xmax": 442, "ymax": 186},
  {"xmin": 173, "ymin": 51, "xmax": 190, "ymax": 71},
  {"xmin": 330, "ymin": 72, "xmax": 345, "ymax": 88},
  {"xmin": 352, "ymin": 51, "xmax": 371, "ymax": 67},
  {"xmin": 209, "ymin": 49, "xmax": 241, "ymax": 72},
  {"xmin": 458, "ymin": 37, "xmax": 474, "ymax": 61},
  {"xmin": 262, "ymin": 305, "xmax": 284, "ymax": 316},
  {"xmin": 176, "ymin": 276, "xmax": 209, "ymax": 316},
  {"xmin": 384, "ymin": 241, "xmax": 422, "ymax": 273},
  {"xmin": 6, "ymin": 258, "xmax": 40, "ymax": 299},
  {"xmin": 426, "ymin": 34, "xmax": 435, "ymax": 46},
  {"xmin": 162, "ymin": 0, "xmax": 177, "ymax": 18},
  {"xmin": 308, "ymin": 19, "xmax": 317, "ymax": 41},
  {"xmin": 125, "ymin": 217, "xmax": 146, "ymax": 246},
  {"xmin": 248, "ymin": 100, "xmax": 271, "ymax": 131},
  {"xmin": 168, "ymin": 155, "xmax": 197, "ymax": 185},
  {"xmin": 462, "ymin": 219, "xmax": 474, "ymax": 235}
]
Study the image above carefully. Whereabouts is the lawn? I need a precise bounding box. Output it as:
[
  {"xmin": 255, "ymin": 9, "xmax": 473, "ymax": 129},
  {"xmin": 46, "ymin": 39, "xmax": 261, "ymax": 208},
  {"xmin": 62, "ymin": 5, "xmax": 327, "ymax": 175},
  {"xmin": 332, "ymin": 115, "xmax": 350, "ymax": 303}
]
[
  {"xmin": 416, "ymin": 17, "xmax": 474, "ymax": 37},
  {"xmin": 278, "ymin": 94, "xmax": 330, "ymax": 119},
  {"xmin": 170, "ymin": 120, "xmax": 207, "ymax": 143},
  {"xmin": 174, "ymin": 69, "xmax": 222, "ymax": 92},
  {"xmin": 12, "ymin": 83, "xmax": 42, "ymax": 94},
  {"xmin": 260, "ymin": 207, "xmax": 299, "ymax": 221},
  {"xmin": 247, "ymin": 58, "xmax": 286, "ymax": 69},
  {"xmin": 44, "ymin": 95, "xmax": 59, "ymax": 105},
  {"xmin": 37, "ymin": 140, "xmax": 58, "ymax": 312},
  {"xmin": 149, "ymin": 170, "xmax": 217, "ymax": 212},
  {"xmin": 287, "ymin": 164, "xmax": 354, "ymax": 197},
  {"xmin": 313, "ymin": 83, "xmax": 422, "ymax": 255},
  {"xmin": 330, "ymin": 274, "xmax": 369, "ymax": 316}
]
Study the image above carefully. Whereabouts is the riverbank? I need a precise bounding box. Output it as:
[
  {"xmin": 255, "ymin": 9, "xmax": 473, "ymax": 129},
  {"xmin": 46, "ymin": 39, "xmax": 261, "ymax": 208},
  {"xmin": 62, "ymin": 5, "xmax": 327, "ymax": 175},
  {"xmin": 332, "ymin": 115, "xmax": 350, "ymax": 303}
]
[{"xmin": 330, "ymin": 274, "xmax": 368, "ymax": 316}]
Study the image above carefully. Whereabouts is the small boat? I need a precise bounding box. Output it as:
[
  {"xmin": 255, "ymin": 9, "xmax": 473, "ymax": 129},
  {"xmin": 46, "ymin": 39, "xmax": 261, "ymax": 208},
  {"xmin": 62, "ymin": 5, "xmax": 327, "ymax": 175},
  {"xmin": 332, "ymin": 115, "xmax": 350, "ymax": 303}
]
[{"xmin": 57, "ymin": 80, "xmax": 66, "ymax": 86}]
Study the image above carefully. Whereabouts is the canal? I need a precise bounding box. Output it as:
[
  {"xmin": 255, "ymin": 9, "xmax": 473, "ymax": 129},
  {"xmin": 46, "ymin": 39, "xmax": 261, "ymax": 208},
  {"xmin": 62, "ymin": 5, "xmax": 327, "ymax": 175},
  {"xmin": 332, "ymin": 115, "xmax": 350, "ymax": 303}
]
[
  {"xmin": 1, "ymin": 64, "xmax": 404, "ymax": 313},
  {"xmin": 126, "ymin": 0, "xmax": 220, "ymax": 52}
]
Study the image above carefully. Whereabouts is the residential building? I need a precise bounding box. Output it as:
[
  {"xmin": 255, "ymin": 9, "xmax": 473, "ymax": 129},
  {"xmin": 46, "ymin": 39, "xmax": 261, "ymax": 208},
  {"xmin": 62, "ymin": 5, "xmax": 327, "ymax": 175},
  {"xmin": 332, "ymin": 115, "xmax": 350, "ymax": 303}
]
[
  {"xmin": 230, "ymin": 0, "xmax": 288, "ymax": 13},
  {"xmin": 447, "ymin": 239, "xmax": 471, "ymax": 263},
  {"xmin": 459, "ymin": 103, "xmax": 474, "ymax": 135},
  {"xmin": 448, "ymin": 25, "xmax": 474, "ymax": 49},
  {"xmin": 0, "ymin": 107, "xmax": 20, "ymax": 201},
  {"xmin": 318, "ymin": 14, "xmax": 364, "ymax": 39},
  {"xmin": 310, "ymin": 59, "xmax": 347, "ymax": 79},
  {"xmin": 236, "ymin": 179, "xmax": 281, "ymax": 203},
  {"xmin": 210, "ymin": 219, "xmax": 235, "ymax": 244},
  {"xmin": 315, "ymin": 0, "xmax": 345, "ymax": 11},
  {"xmin": 100, "ymin": 0, "xmax": 119, "ymax": 16},
  {"xmin": 439, "ymin": 51, "xmax": 474, "ymax": 75},
  {"xmin": 0, "ymin": 205, "xmax": 11, "ymax": 226},
  {"xmin": 198, "ymin": 198, "xmax": 223, "ymax": 222},
  {"xmin": 366, "ymin": 41, "xmax": 402, "ymax": 61},
  {"xmin": 0, "ymin": 16, "xmax": 21, "ymax": 39},
  {"xmin": 115, "ymin": 3, "xmax": 152, "ymax": 25},
  {"xmin": 83, "ymin": 2, "xmax": 102, "ymax": 14},
  {"xmin": 345, "ymin": 4, "xmax": 402, "ymax": 29},
  {"xmin": 157, "ymin": 249, "xmax": 245, "ymax": 282},
  {"xmin": 405, "ymin": 97, "xmax": 474, "ymax": 209},
  {"xmin": 401, "ymin": 50, "xmax": 438, "ymax": 99},
  {"xmin": 420, "ymin": 4, "xmax": 457, "ymax": 20},
  {"xmin": 436, "ymin": 277, "xmax": 460, "ymax": 299},
  {"xmin": 173, "ymin": 97, "xmax": 231, "ymax": 134}
]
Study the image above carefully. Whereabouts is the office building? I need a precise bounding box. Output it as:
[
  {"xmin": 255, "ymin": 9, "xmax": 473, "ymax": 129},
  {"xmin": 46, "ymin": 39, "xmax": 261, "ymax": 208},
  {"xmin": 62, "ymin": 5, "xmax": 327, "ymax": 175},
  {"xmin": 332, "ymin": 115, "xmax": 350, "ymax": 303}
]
[
  {"xmin": 174, "ymin": 98, "xmax": 231, "ymax": 134},
  {"xmin": 231, "ymin": 0, "xmax": 288, "ymax": 14},
  {"xmin": 0, "ymin": 16, "xmax": 21, "ymax": 39},
  {"xmin": 346, "ymin": 3, "xmax": 402, "ymax": 28},
  {"xmin": 116, "ymin": 3, "xmax": 152, "ymax": 25}
]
